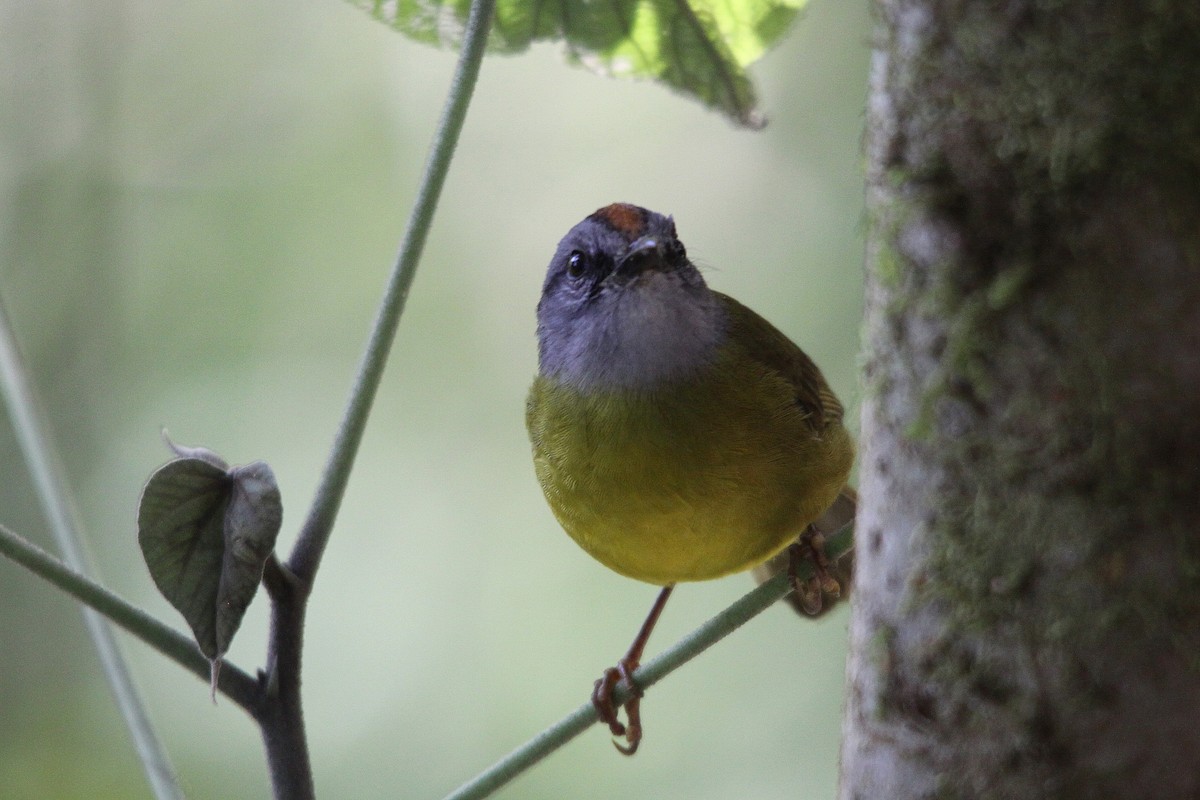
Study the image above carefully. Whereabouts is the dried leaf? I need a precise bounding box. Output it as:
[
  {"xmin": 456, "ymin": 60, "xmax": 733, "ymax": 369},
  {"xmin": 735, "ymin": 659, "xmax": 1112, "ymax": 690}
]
[{"xmin": 138, "ymin": 448, "xmax": 282, "ymax": 690}]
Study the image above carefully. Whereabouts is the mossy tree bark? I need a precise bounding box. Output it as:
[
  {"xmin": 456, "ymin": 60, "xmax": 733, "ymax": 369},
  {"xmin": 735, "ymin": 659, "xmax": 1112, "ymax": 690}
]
[{"xmin": 842, "ymin": 2, "xmax": 1200, "ymax": 797}]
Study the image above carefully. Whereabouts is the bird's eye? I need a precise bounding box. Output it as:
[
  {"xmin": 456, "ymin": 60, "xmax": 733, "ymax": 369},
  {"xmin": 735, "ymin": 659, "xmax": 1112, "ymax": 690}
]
[{"xmin": 566, "ymin": 251, "xmax": 586, "ymax": 278}]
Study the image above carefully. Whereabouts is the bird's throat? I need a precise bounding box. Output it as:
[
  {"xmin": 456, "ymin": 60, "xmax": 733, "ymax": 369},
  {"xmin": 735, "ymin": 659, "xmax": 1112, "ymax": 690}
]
[{"xmin": 538, "ymin": 277, "xmax": 727, "ymax": 391}]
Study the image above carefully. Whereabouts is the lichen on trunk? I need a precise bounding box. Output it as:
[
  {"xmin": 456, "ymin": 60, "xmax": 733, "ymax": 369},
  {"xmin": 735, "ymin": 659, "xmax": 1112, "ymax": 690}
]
[{"xmin": 842, "ymin": 2, "xmax": 1200, "ymax": 797}]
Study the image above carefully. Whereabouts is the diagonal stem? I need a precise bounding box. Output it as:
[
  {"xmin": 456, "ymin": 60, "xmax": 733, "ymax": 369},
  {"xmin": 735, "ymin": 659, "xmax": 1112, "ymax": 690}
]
[
  {"xmin": 0, "ymin": 294, "xmax": 186, "ymax": 800},
  {"xmin": 254, "ymin": 1, "xmax": 497, "ymax": 797},
  {"xmin": 441, "ymin": 525, "xmax": 854, "ymax": 800},
  {"xmin": 0, "ymin": 522, "xmax": 261, "ymax": 712},
  {"xmin": 287, "ymin": 0, "xmax": 497, "ymax": 586}
]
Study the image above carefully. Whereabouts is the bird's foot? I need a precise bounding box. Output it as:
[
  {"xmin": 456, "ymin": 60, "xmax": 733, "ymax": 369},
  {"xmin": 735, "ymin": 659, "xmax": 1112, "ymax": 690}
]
[
  {"xmin": 592, "ymin": 658, "xmax": 644, "ymax": 755},
  {"xmin": 788, "ymin": 527, "xmax": 841, "ymax": 615},
  {"xmin": 590, "ymin": 584, "xmax": 674, "ymax": 755}
]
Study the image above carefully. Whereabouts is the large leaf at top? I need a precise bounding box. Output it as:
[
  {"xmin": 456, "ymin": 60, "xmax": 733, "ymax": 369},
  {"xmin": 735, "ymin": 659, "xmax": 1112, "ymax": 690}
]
[{"xmin": 357, "ymin": 0, "xmax": 808, "ymax": 128}]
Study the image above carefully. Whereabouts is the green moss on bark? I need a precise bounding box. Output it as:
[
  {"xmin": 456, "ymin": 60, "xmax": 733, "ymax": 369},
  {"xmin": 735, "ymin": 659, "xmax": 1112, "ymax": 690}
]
[{"xmin": 852, "ymin": 3, "xmax": 1200, "ymax": 793}]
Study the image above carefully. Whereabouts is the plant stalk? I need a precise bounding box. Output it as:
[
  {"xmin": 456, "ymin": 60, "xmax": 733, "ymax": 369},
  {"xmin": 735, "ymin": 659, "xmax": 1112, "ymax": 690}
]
[
  {"xmin": 442, "ymin": 526, "xmax": 854, "ymax": 800},
  {"xmin": 0, "ymin": 294, "xmax": 186, "ymax": 800},
  {"xmin": 255, "ymin": 0, "xmax": 497, "ymax": 795}
]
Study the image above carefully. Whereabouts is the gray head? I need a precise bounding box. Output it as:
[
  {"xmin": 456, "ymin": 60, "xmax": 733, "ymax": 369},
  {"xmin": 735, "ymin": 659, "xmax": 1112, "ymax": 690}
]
[{"xmin": 536, "ymin": 203, "xmax": 727, "ymax": 391}]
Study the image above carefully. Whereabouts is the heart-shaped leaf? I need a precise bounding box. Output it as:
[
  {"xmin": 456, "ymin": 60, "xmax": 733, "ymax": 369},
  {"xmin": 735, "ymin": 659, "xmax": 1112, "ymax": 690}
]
[
  {"xmin": 355, "ymin": 0, "xmax": 808, "ymax": 128},
  {"xmin": 138, "ymin": 445, "xmax": 282, "ymax": 687}
]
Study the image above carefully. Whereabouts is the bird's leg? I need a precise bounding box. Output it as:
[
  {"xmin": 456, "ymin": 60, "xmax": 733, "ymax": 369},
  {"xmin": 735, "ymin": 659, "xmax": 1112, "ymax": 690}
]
[
  {"xmin": 592, "ymin": 583, "xmax": 674, "ymax": 756},
  {"xmin": 788, "ymin": 526, "xmax": 841, "ymax": 615}
]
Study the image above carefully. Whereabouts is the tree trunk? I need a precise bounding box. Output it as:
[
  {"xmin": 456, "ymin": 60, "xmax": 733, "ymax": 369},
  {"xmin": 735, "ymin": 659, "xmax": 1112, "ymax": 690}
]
[{"xmin": 841, "ymin": 3, "xmax": 1200, "ymax": 798}]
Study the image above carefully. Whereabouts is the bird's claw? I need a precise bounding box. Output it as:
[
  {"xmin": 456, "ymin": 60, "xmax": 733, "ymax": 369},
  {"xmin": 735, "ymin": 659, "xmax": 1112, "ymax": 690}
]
[
  {"xmin": 789, "ymin": 527, "xmax": 841, "ymax": 615},
  {"xmin": 592, "ymin": 660, "xmax": 644, "ymax": 755}
]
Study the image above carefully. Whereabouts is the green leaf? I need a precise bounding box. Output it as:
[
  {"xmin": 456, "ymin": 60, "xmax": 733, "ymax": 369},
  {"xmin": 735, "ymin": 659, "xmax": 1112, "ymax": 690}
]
[
  {"xmin": 356, "ymin": 0, "xmax": 808, "ymax": 128},
  {"xmin": 137, "ymin": 448, "xmax": 282, "ymax": 682}
]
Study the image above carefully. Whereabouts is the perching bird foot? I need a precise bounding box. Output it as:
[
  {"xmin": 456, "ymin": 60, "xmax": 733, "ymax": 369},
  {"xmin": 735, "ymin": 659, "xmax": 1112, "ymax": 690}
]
[
  {"xmin": 788, "ymin": 527, "xmax": 841, "ymax": 615},
  {"xmin": 592, "ymin": 659, "xmax": 644, "ymax": 755},
  {"xmin": 590, "ymin": 584, "xmax": 674, "ymax": 755}
]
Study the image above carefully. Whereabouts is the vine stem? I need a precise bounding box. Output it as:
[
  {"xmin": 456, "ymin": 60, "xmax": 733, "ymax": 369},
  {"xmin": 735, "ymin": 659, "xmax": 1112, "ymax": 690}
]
[
  {"xmin": 441, "ymin": 526, "xmax": 855, "ymax": 800},
  {"xmin": 288, "ymin": 0, "xmax": 497, "ymax": 586},
  {"xmin": 0, "ymin": 522, "xmax": 262, "ymax": 711},
  {"xmin": 0, "ymin": 295, "xmax": 185, "ymax": 800},
  {"xmin": 255, "ymin": 0, "xmax": 497, "ymax": 797}
]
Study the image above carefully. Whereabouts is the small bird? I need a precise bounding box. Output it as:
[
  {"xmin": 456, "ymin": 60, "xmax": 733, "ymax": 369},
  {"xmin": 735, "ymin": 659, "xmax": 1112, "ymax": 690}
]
[{"xmin": 526, "ymin": 203, "xmax": 855, "ymax": 754}]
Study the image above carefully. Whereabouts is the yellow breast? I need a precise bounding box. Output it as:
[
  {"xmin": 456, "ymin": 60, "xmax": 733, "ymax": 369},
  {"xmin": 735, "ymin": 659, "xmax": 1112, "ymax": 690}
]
[{"xmin": 525, "ymin": 343, "xmax": 854, "ymax": 585}]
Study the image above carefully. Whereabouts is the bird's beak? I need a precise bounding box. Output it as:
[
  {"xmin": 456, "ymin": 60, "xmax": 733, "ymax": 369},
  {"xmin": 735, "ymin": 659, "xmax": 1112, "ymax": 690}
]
[{"xmin": 616, "ymin": 235, "xmax": 667, "ymax": 278}]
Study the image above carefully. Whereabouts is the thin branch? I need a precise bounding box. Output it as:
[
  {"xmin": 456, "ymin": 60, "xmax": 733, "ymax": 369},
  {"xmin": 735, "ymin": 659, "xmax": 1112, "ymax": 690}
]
[
  {"xmin": 0, "ymin": 295, "xmax": 187, "ymax": 799},
  {"xmin": 287, "ymin": 0, "xmax": 498, "ymax": 586},
  {"xmin": 441, "ymin": 526, "xmax": 855, "ymax": 800},
  {"xmin": 254, "ymin": 1, "xmax": 498, "ymax": 796},
  {"xmin": 0, "ymin": 522, "xmax": 262, "ymax": 713}
]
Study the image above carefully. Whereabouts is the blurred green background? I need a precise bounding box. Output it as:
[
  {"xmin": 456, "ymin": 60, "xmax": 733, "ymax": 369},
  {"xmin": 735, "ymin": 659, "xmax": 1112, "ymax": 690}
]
[{"xmin": 0, "ymin": 0, "xmax": 870, "ymax": 797}]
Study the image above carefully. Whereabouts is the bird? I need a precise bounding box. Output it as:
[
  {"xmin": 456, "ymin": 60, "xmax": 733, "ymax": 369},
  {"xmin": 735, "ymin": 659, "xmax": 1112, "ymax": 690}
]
[{"xmin": 526, "ymin": 203, "xmax": 855, "ymax": 754}]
